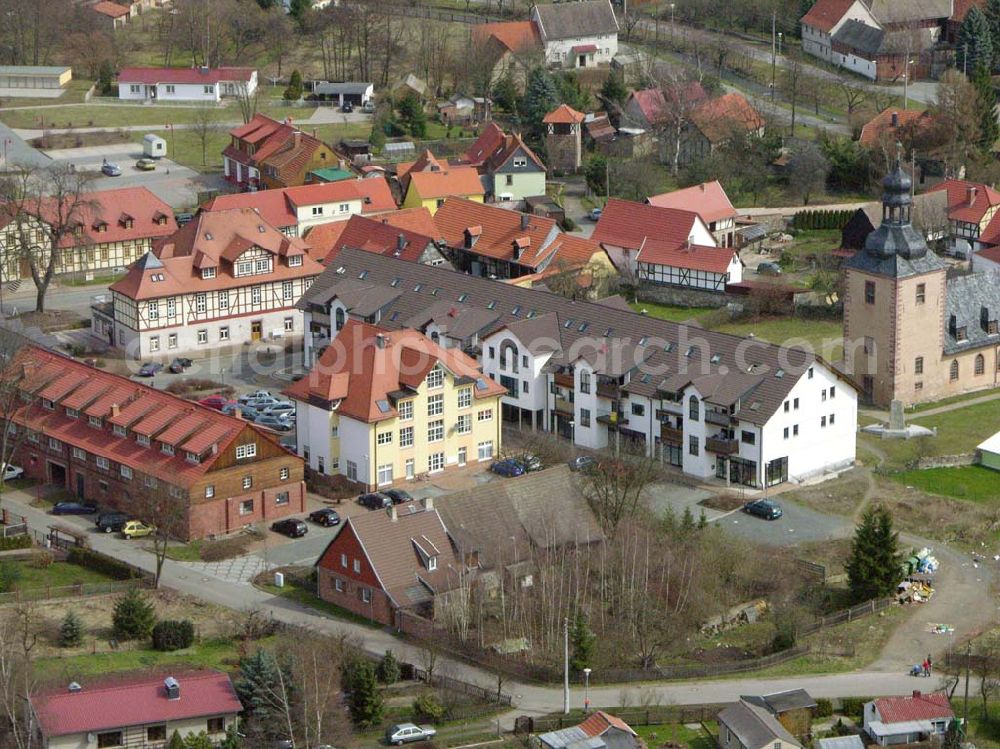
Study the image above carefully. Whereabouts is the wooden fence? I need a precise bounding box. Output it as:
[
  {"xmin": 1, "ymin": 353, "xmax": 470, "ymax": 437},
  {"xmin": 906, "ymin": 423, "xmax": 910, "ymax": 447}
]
[
  {"xmin": 411, "ymin": 666, "xmax": 513, "ymax": 707},
  {"xmin": 797, "ymin": 597, "xmax": 894, "ymax": 637},
  {"xmin": 0, "ymin": 578, "xmax": 148, "ymax": 605},
  {"xmin": 517, "ymin": 704, "xmax": 727, "ymax": 734}
]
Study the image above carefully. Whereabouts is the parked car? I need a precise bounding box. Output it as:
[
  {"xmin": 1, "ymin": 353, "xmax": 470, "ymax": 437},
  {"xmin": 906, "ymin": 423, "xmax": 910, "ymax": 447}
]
[
  {"xmin": 137, "ymin": 362, "xmax": 162, "ymax": 377},
  {"xmin": 122, "ymin": 520, "xmax": 156, "ymax": 539},
  {"xmin": 198, "ymin": 395, "xmax": 233, "ymax": 411},
  {"xmin": 261, "ymin": 402, "xmax": 295, "ymax": 416},
  {"xmin": 755, "ymin": 261, "xmax": 782, "ymax": 276},
  {"xmin": 52, "ymin": 501, "xmax": 97, "ymax": 515},
  {"xmin": 174, "ymin": 212, "xmax": 194, "ymax": 226},
  {"xmin": 386, "ymin": 724, "xmax": 437, "ymax": 745},
  {"xmin": 362, "ymin": 100, "xmax": 376, "ymax": 113},
  {"xmin": 239, "ymin": 390, "xmax": 273, "ymax": 404},
  {"xmin": 1, "ymin": 463, "xmax": 23, "ymax": 482},
  {"xmin": 271, "ymin": 518, "xmax": 308, "ymax": 538},
  {"xmin": 222, "ymin": 403, "xmax": 254, "ymax": 420},
  {"xmin": 341, "ymin": 101, "xmax": 354, "ymax": 113},
  {"xmin": 168, "ymin": 357, "xmax": 193, "ymax": 374},
  {"xmin": 490, "ymin": 458, "xmax": 525, "ymax": 478},
  {"xmin": 519, "ymin": 453, "xmax": 543, "ymax": 472},
  {"xmin": 383, "ymin": 488, "xmax": 413, "ymax": 504},
  {"xmin": 308, "ymin": 508, "xmax": 341, "ymax": 527},
  {"xmin": 96, "ymin": 511, "xmax": 128, "ymax": 533},
  {"xmin": 134, "ymin": 158, "xmax": 157, "ymax": 171},
  {"xmin": 588, "ymin": 207, "xmax": 603, "ymax": 221},
  {"xmin": 101, "ymin": 161, "xmax": 122, "ymax": 177},
  {"xmin": 255, "ymin": 414, "xmax": 293, "ymax": 432},
  {"xmin": 567, "ymin": 455, "xmax": 596, "ymax": 472},
  {"xmin": 743, "ymin": 498, "xmax": 783, "ymax": 520},
  {"xmin": 358, "ymin": 492, "xmax": 392, "ymax": 510},
  {"xmin": 243, "ymin": 397, "xmax": 280, "ymax": 411}
]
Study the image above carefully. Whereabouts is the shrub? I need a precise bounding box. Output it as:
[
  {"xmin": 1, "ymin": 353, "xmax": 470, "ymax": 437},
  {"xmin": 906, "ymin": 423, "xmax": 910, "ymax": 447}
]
[
  {"xmin": 840, "ymin": 697, "xmax": 868, "ymax": 718},
  {"xmin": 60, "ymin": 610, "xmax": 83, "ymax": 647},
  {"xmin": 771, "ymin": 619, "xmax": 796, "ymax": 652},
  {"xmin": 152, "ymin": 619, "xmax": 195, "ymax": 651},
  {"xmin": 376, "ymin": 650, "xmax": 400, "ymax": 685},
  {"xmin": 0, "ymin": 561, "xmax": 21, "ymax": 593},
  {"xmin": 412, "ymin": 693, "xmax": 445, "ymax": 723},
  {"xmin": 815, "ymin": 698, "xmax": 834, "ymax": 718},
  {"xmin": 112, "ymin": 588, "xmax": 156, "ymax": 640},
  {"xmin": 68, "ymin": 547, "xmax": 141, "ymax": 580},
  {"xmin": 0, "ymin": 536, "xmax": 32, "ymax": 552}
]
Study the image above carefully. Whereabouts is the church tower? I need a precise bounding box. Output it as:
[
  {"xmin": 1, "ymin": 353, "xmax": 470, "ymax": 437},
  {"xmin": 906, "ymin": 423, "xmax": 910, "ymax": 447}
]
[{"xmin": 842, "ymin": 156, "xmax": 947, "ymax": 406}]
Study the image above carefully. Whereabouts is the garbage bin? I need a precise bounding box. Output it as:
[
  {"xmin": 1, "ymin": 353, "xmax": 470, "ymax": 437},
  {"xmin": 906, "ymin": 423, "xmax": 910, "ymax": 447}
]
[{"xmin": 274, "ymin": 571, "xmax": 284, "ymax": 588}]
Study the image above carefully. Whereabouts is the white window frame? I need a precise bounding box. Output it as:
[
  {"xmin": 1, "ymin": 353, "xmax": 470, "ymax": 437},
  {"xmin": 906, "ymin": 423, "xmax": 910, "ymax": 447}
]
[{"xmin": 236, "ymin": 443, "xmax": 258, "ymax": 460}]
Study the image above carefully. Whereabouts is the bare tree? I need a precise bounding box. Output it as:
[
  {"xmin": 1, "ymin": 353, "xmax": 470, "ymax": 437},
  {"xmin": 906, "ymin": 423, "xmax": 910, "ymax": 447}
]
[
  {"xmin": 974, "ymin": 641, "xmax": 1000, "ymax": 718},
  {"xmin": 278, "ymin": 630, "xmax": 354, "ymax": 748},
  {"xmin": 0, "ymin": 604, "xmax": 40, "ymax": 749},
  {"xmin": 0, "ymin": 164, "xmax": 95, "ymax": 313},
  {"xmin": 781, "ymin": 60, "xmax": 803, "ymax": 136},
  {"xmin": 191, "ymin": 104, "xmax": 219, "ymax": 166},
  {"xmin": 657, "ymin": 70, "xmax": 701, "ymax": 175},
  {"xmin": 235, "ymin": 79, "xmax": 261, "ymax": 125},
  {"xmin": 581, "ymin": 447, "xmax": 661, "ymax": 538},
  {"xmin": 0, "ymin": 331, "xmax": 33, "ymax": 492},
  {"xmin": 129, "ymin": 483, "xmax": 188, "ymax": 588}
]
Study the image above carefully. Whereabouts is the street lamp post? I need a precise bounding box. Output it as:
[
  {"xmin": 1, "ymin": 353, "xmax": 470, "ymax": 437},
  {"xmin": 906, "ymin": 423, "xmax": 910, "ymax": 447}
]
[
  {"xmin": 778, "ymin": 32, "xmax": 783, "ymax": 56},
  {"xmin": 903, "ymin": 58, "xmax": 914, "ymax": 109},
  {"xmin": 670, "ymin": 3, "xmax": 675, "ymax": 44},
  {"xmin": 583, "ymin": 668, "xmax": 592, "ymax": 713}
]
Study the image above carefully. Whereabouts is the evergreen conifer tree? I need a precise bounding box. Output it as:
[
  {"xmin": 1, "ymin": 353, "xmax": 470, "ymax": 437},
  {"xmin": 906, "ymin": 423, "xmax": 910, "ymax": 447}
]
[{"xmin": 846, "ymin": 505, "xmax": 903, "ymax": 602}]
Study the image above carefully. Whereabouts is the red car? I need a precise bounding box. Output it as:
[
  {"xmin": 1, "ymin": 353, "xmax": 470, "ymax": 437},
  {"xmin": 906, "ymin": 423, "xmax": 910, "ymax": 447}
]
[{"xmin": 198, "ymin": 395, "xmax": 233, "ymax": 411}]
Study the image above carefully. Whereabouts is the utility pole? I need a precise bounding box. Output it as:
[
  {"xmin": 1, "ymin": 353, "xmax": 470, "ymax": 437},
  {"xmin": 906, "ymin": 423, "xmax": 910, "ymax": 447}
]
[
  {"xmin": 563, "ymin": 617, "xmax": 570, "ymax": 715},
  {"xmin": 605, "ymin": 158, "xmax": 610, "ymax": 201},
  {"xmin": 964, "ymin": 43, "xmax": 969, "ymax": 76},
  {"xmin": 911, "ymin": 149, "xmax": 916, "ymax": 198},
  {"xmin": 770, "ymin": 12, "xmax": 776, "ymax": 101},
  {"xmin": 655, "ymin": 1, "xmax": 659, "ymax": 47},
  {"xmin": 963, "ymin": 642, "xmax": 971, "ymax": 735}
]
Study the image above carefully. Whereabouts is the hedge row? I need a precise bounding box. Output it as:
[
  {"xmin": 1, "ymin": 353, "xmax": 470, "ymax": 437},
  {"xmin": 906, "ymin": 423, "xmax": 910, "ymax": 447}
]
[
  {"xmin": 0, "ymin": 536, "xmax": 32, "ymax": 551},
  {"xmin": 792, "ymin": 209, "xmax": 854, "ymax": 231},
  {"xmin": 67, "ymin": 547, "xmax": 143, "ymax": 580}
]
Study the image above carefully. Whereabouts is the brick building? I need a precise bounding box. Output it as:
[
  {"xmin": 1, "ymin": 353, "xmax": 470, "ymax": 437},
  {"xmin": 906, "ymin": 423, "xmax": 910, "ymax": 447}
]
[{"xmin": 3, "ymin": 346, "xmax": 305, "ymax": 539}]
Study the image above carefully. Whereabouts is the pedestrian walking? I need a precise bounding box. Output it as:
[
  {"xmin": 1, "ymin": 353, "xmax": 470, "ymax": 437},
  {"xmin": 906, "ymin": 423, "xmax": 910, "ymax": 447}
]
[
  {"xmin": 926, "ymin": 654, "xmax": 933, "ymax": 676},
  {"xmin": 922, "ymin": 658, "xmax": 930, "ymax": 677}
]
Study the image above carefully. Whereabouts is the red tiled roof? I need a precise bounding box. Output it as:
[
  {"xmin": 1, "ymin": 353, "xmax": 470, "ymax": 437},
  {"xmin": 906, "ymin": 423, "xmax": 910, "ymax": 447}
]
[
  {"xmin": 801, "ymin": 0, "xmax": 857, "ymax": 32},
  {"xmin": 407, "ymin": 165, "xmax": 484, "ymax": 202},
  {"xmin": 858, "ymin": 109, "xmax": 929, "ymax": 148},
  {"xmin": 92, "ymin": 2, "xmax": 130, "ymax": 18},
  {"xmin": 873, "ymin": 692, "xmax": 953, "ymax": 724},
  {"xmin": 627, "ymin": 88, "xmax": 669, "ymax": 125},
  {"xmin": 592, "ymin": 198, "xmax": 703, "ymax": 251},
  {"xmin": 117, "ymin": 66, "xmax": 255, "ymax": 85},
  {"xmin": 284, "ymin": 319, "xmax": 504, "ymax": 422},
  {"xmin": 471, "ymin": 20, "xmax": 542, "ymax": 54},
  {"xmin": 32, "ymin": 670, "xmax": 242, "ymax": 738},
  {"xmin": 434, "ymin": 197, "xmax": 557, "ymax": 268},
  {"xmin": 647, "ymin": 181, "xmax": 737, "ymax": 224},
  {"xmin": 110, "ymin": 208, "xmax": 321, "ymax": 301},
  {"xmin": 691, "ymin": 93, "xmax": 764, "ymax": 144},
  {"xmin": 306, "ymin": 214, "xmax": 437, "ymax": 264},
  {"xmin": 926, "ymin": 179, "xmax": 1000, "ymax": 224},
  {"xmin": 203, "ymin": 189, "xmax": 295, "ymax": 228},
  {"xmin": 543, "ymin": 103, "xmax": 586, "ymax": 125},
  {"xmin": 376, "ymin": 207, "xmax": 440, "ymax": 238},
  {"xmin": 8, "ymin": 347, "xmax": 279, "ymax": 488},
  {"xmin": 579, "ymin": 711, "xmax": 638, "ymax": 738},
  {"xmin": 638, "ymin": 240, "xmax": 737, "ymax": 273},
  {"xmin": 464, "ymin": 123, "xmax": 507, "ymax": 166}
]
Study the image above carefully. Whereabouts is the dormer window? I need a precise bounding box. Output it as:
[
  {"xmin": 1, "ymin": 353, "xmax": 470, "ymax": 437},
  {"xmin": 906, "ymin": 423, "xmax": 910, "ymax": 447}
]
[
  {"xmin": 428, "ymin": 556, "xmax": 437, "ymax": 571},
  {"xmin": 186, "ymin": 451, "xmax": 201, "ymax": 464},
  {"xmin": 137, "ymin": 434, "xmax": 150, "ymax": 447},
  {"xmin": 42, "ymin": 399, "xmax": 54, "ymax": 411},
  {"xmin": 161, "ymin": 443, "xmax": 175, "ymax": 456},
  {"xmin": 88, "ymin": 415, "xmax": 102, "ymax": 428},
  {"xmin": 202, "ymin": 267, "xmax": 217, "ymax": 279},
  {"xmin": 956, "ymin": 326, "xmax": 968, "ymax": 342},
  {"xmin": 66, "ymin": 408, "xmax": 79, "ymax": 419},
  {"xmin": 513, "ymin": 157, "xmax": 527, "ymax": 168},
  {"xmin": 113, "ymin": 425, "xmax": 127, "ymax": 438},
  {"xmin": 93, "ymin": 221, "xmax": 108, "ymax": 233},
  {"xmin": 288, "ymin": 255, "xmax": 303, "ymax": 267}
]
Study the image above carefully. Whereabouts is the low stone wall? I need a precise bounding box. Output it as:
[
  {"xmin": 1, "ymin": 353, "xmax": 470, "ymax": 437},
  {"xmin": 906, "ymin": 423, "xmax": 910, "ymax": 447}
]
[
  {"xmin": 635, "ymin": 283, "xmax": 732, "ymax": 309},
  {"xmin": 915, "ymin": 453, "xmax": 977, "ymax": 469}
]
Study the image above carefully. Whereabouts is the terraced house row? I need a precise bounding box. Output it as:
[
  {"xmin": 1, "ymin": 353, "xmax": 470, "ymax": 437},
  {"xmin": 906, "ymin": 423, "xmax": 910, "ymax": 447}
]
[{"xmin": 2, "ymin": 346, "xmax": 305, "ymax": 539}]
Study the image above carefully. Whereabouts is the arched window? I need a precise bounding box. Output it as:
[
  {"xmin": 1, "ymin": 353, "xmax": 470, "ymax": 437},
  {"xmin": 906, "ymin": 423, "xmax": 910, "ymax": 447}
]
[
  {"xmin": 335, "ymin": 307, "xmax": 345, "ymax": 331},
  {"xmin": 500, "ymin": 340, "xmax": 519, "ymax": 373},
  {"xmin": 976, "ymin": 354, "xmax": 985, "ymax": 375},
  {"xmin": 688, "ymin": 395, "xmax": 699, "ymax": 421},
  {"xmin": 950, "ymin": 359, "xmax": 959, "ymax": 381}
]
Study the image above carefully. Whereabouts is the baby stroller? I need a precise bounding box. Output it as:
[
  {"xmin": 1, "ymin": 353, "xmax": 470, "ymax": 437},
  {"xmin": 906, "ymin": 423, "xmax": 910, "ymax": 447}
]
[{"xmin": 910, "ymin": 664, "xmax": 924, "ymax": 677}]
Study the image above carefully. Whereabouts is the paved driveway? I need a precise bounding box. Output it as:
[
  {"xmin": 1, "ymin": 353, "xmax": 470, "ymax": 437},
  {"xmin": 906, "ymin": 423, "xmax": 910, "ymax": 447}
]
[{"xmin": 719, "ymin": 499, "xmax": 853, "ymax": 546}]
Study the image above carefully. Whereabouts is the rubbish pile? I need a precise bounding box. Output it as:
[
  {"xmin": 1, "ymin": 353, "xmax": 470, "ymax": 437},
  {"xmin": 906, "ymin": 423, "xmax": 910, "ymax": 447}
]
[
  {"xmin": 898, "ymin": 578, "xmax": 935, "ymax": 603},
  {"xmin": 907, "ymin": 548, "xmax": 939, "ymax": 575},
  {"xmin": 897, "ymin": 548, "xmax": 938, "ymax": 603}
]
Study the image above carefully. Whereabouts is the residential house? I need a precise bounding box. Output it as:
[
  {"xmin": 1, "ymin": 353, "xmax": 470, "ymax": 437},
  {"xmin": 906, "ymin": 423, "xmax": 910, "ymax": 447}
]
[
  {"xmin": 801, "ymin": 0, "xmax": 879, "ymax": 62},
  {"xmin": 303, "ymin": 213, "xmax": 448, "ymax": 266},
  {"xmin": 471, "ymin": 21, "xmax": 543, "ymax": 87},
  {"xmin": 31, "ymin": 671, "xmax": 242, "ymax": 749},
  {"xmin": 398, "ymin": 151, "xmax": 484, "ymax": 214},
  {"xmin": 222, "ymin": 114, "xmax": 341, "ymax": 190},
  {"xmin": 462, "ymin": 123, "xmax": 547, "ymax": 204},
  {"xmin": 0, "ymin": 66, "xmax": 71, "ymax": 94},
  {"xmin": 647, "ymin": 181, "xmax": 739, "ymax": 247},
  {"xmin": 592, "ymin": 197, "xmax": 727, "ymax": 286},
  {"xmin": 544, "ymin": 103, "xmax": 586, "ymax": 172},
  {"xmin": 624, "ymin": 88, "xmax": 669, "ymax": 129},
  {"xmin": 285, "ymin": 319, "xmax": 505, "ymax": 486},
  {"xmin": 858, "ymin": 109, "xmax": 933, "ymax": 149},
  {"xmin": 314, "ymin": 498, "xmax": 467, "ymax": 626},
  {"xmin": 531, "ymin": 0, "xmax": 619, "ymax": 69},
  {"xmin": 93, "ymin": 208, "xmax": 323, "ymax": 357},
  {"xmin": 314, "ymin": 81, "xmax": 374, "ymax": 107},
  {"xmin": 4, "ymin": 346, "xmax": 305, "ymax": 539},
  {"xmin": 681, "ymin": 93, "xmax": 764, "ymax": 166},
  {"xmin": 434, "ymin": 196, "xmax": 605, "ymax": 280},
  {"xmin": 831, "ymin": 20, "xmax": 935, "ymax": 80},
  {"xmin": 91, "ymin": 1, "xmax": 131, "ymax": 28},
  {"xmin": 299, "ymin": 248, "xmax": 859, "ymax": 487},
  {"xmin": 435, "ymin": 465, "xmax": 603, "ymax": 588},
  {"xmin": 741, "ymin": 690, "xmax": 817, "ymax": 740},
  {"xmin": 437, "ymin": 94, "xmax": 492, "ymax": 125},
  {"xmin": 201, "ymin": 179, "xmax": 396, "ymax": 237},
  {"xmin": 718, "ymin": 700, "xmax": 803, "ymax": 749},
  {"xmin": 863, "ymin": 691, "xmax": 955, "ymax": 746},
  {"xmin": 394, "ymin": 74, "xmax": 428, "ymax": 101},
  {"xmin": 117, "ymin": 66, "xmax": 257, "ymax": 103},
  {"xmin": 926, "ymin": 178, "xmax": 1000, "ymax": 249},
  {"xmin": 538, "ymin": 712, "xmax": 642, "ymax": 749},
  {"xmin": 0, "ymin": 186, "xmax": 176, "ymax": 284}
]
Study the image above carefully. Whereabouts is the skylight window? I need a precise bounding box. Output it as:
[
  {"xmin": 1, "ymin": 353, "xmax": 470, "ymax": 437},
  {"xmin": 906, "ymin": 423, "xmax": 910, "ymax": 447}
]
[
  {"xmin": 358, "ymin": 271, "xmax": 369, "ymax": 280},
  {"xmin": 458, "ymin": 293, "xmax": 468, "ymax": 302},
  {"xmin": 564, "ymin": 319, "xmax": 575, "ymax": 328},
  {"xmin": 475, "ymin": 378, "xmax": 489, "ymax": 391},
  {"xmin": 775, "ymin": 369, "xmax": 785, "ymax": 379},
  {"xmin": 431, "ymin": 288, "xmax": 440, "ymax": 296},
  {"xmin": 710, "ymin": 354, "xmax": 721, "ymax": 364},
  {"xmin": 487, "ymin": 301, "xmax": 497, "ymax": 310},
  {"xmin": 639, "ymin": 336, "xmax": 649, "ymax": 346},
  {"xmin": 390, "ymin": 278, "xmax": 401, "ymax": 287},
  {"xmin": 414, "ymin": 283, "xmax": 423, "ymax": 292},
  {"xmin": 578, "ymin": 322, "xmax": 589, "ymax": 332},
  {"xmin": 376, "ymin": 400, "xmax": 391, "ymax": 413},
  {"xmin": 664, "ymin": 342, "xmax": 674, "ymax": 352},
  {"xmin": 512, "ymin": 305, "xmax": 521, "ymax": 316},
  {"xmin": 527, "ymin": 310, "xmax": 537, "ymax": 318}
]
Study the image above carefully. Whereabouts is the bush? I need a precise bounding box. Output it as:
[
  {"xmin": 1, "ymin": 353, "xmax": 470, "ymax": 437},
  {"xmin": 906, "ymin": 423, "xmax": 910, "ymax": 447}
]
[
  {"xmin": 0, "ymin": 535, "xmax": 32, "ymax": 552},
  {"xmin": 68, "ymin": 547, "xmax": 142, "ymax": 580},
  {"xmin": 840, "ymin": 697, "xmax": 868, "ymax": 718},
  {"xmin": 376, "ymin": 650, "xmax": 400, "ymax": 685},
  {"xmin": 152, "ymin": 619, "xmax": 195, "ymax": 651},
  {"xmin": 412, "ymin": 693, "xmax": 446, "ymax": 723},
  {"xmin": 60, "ymin": 610, "xmax": 83, "ymax": 647},
  {"xmin": 815, "ymin": 698, "xmax": 834, "ymax": 718},
  {"xmin": 112, "ymin": 588, "xmax": 156, "ymax": 640},
  {"xmin": 0, "ymin": 561, "xmax": 21, "ymax": 593}
]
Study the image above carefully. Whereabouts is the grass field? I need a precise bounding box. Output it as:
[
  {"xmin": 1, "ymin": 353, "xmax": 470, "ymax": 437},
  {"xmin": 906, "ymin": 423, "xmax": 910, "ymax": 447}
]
[
  {"xmin": 632, "ymin": 301, "xmax": 717, "ymax": 322},
  {"xmin": 714, "ymin": 317, "xmax": 844, "ymax": 360},
  {"xmin": 13, "ymin": 561, "xmax": 115, "ymax": 590},
  {"xmin": 0, "ymin": 101, "xmax": 316, "ymax": 130},
  {"xmin": 891, "ymin": 465, "xmax": 1000, "ymax": 503}
]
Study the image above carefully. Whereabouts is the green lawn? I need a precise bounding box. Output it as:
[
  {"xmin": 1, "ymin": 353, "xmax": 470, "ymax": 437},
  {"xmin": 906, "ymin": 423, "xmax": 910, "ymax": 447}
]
[
  {"xmin": 0, "ymin": 101, "xmax": 316, "ymax": 130},
  {"xmin": 631, "ymin": 300, "xmax": 717, "ymax": 322},
  {"xmin": 14, "ymin": 561, "xmax": 115, "ymax": 590},
  {"xmin": 780, "ymin": 230, "xmax": 842, "ymax": 269},
  {"xmin": 257, "ymin": 580, "xmax": 382, "ymax": 629},
  {"xmin": 714, "ymin": 317, "xmax": 844, "ymax": 361},
  {"xmin": 633, "ymin": 723, "xmax": 716, "ymax": 749},
  {"xmin": 891, "ymin": 465, "xmax": 1000, "ymax": 503}
]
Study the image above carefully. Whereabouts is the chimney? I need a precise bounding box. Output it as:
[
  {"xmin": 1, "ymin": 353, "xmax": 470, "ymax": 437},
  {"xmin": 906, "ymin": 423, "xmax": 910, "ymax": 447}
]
[
  {"xmin": 375, "ymin": 333, "xmax": 388, "ymax": 349},
  {"xmin": 234, "ymin": 407, "xmax": 243, "ymax": 420},
  {"xmin": 110, "ymin": 403, "xmax": 120, "ymax": 417},
  {"xmin": 520, "ymin": 213, "xmax": 530, "ymax": 230},
  {"xmin": 422, "ymin": 496, "xmax": 434, "ymax": 511},
  {"xmin": 891, "ymin": 111, "xmax": 899, "ymax": 128},
  {"xmin": 968, "ymin": 186, "xmax": 978, "ymax": 206},
  {"xmin": 165, "ymin": 677, "xmax": 180, "ymax": 700},
  {"xmin": 395, "ymin": 233, "xmax": 406, "ymax": 255},
  {"xmin": 912, "ymin": 690, "xmax": 921, "ymax": 699},
  {"xmin": 293, "ymin": 131, "xmax": 302, "ymax": 148},
  {"xmin": 387, "ymin": 503, "xmax": 398, "ymax": 521},
  {"xmin": 68, "ymin": 682, "xmax": 82, "ymax": 694},
  {"xmin": 700, "ymin": 183, "xmax": 706, "ymax": 192},
  {"xmin": 199, "ymin": 65, "xmax": 209, "ymax": 75}
]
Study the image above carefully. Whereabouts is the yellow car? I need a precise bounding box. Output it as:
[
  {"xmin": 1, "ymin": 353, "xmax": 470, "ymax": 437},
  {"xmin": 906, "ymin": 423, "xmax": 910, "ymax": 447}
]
[
  {"xmin": 121, "ymin": 520, "xmax": 156, "ymax": 539},
  {"xmin": 135, "ymin": 158, "xmax": 157, "ymax": 171}
]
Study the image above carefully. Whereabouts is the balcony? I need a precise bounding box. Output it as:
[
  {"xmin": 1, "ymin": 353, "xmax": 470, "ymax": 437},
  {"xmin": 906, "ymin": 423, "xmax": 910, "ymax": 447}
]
[
  {"xmin": 656, "ymin": 404, "xmax": 681, "ymax": 421},
  {"xmin": 661, "ymin": 425, "xmax": 683, "ymax": 444},
  {"xmin": 597, "ymin": 411, "xmax": 627, "ymax": 427},
  {"xmin": 554, "ymin": 397, "xmax": 574, "ymax": 415},
  {"xmin": 706, "ymin": 437, "xmax": 739, "ymax": 455},
  {"xmin": 554, "ymin": 372, "xmax": 574, "ymax": 388},
  {"xmin": 596, "ymin": 381, "xmax": 619, "ymax": 399},
  {"xmin": 705, "ymin": 409, "xmax": 732, "ymax": 427}
]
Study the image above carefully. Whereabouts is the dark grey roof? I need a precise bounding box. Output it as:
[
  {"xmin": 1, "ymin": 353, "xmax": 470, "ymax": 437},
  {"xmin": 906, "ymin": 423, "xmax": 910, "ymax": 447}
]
[
  {"xmin": 718, "ymin": 701, "xmax": 801, "ymax": 749},
  {"xmin": 832, "ymin": 19, "xmax": 884, "ymax": 55},
  {"xmin": 944, "ymin": 271, "xmax": 1000, "ymax": 355},
  {"xmin": 403, "ymin": 300, "xmax": 500, "ymax": 341},
  {"xmin": 742, "ymin": 689, "xmax": 817, "ymax": 715},
  {"xmin": 533, "ymin": 0, "xmax": 619, "ymax": 40},
  {"xmin": 0, "ymin": 120, "xmax": 51, "ymax": 171},
  {"xmin": 844, "ymin": 226, "xmax": 947, "ymax": 278},
  {"xmin": 301, "ymin": 248, "xmax": 826, "ymax": 426},
  {"xmin": 817, "ymin": 737, "xmax": 865, "ymax": 749},
  {"xmin": 314, "ymin": 81, "xmax": 372, "ymax": 95},
  {"xmin": 867, "ymin": 0, "xmax": 952, "ymax": 25}
]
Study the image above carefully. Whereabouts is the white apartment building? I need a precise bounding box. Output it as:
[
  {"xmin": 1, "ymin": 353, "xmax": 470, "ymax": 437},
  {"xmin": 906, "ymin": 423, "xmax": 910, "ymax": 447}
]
[
  {"xmin": 94, "ymin": 207, "xmax": 323, "ymax": 358},
  {"xmin": 117, "ymin": 67, "xmax": 257, "ymax": 103}
]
